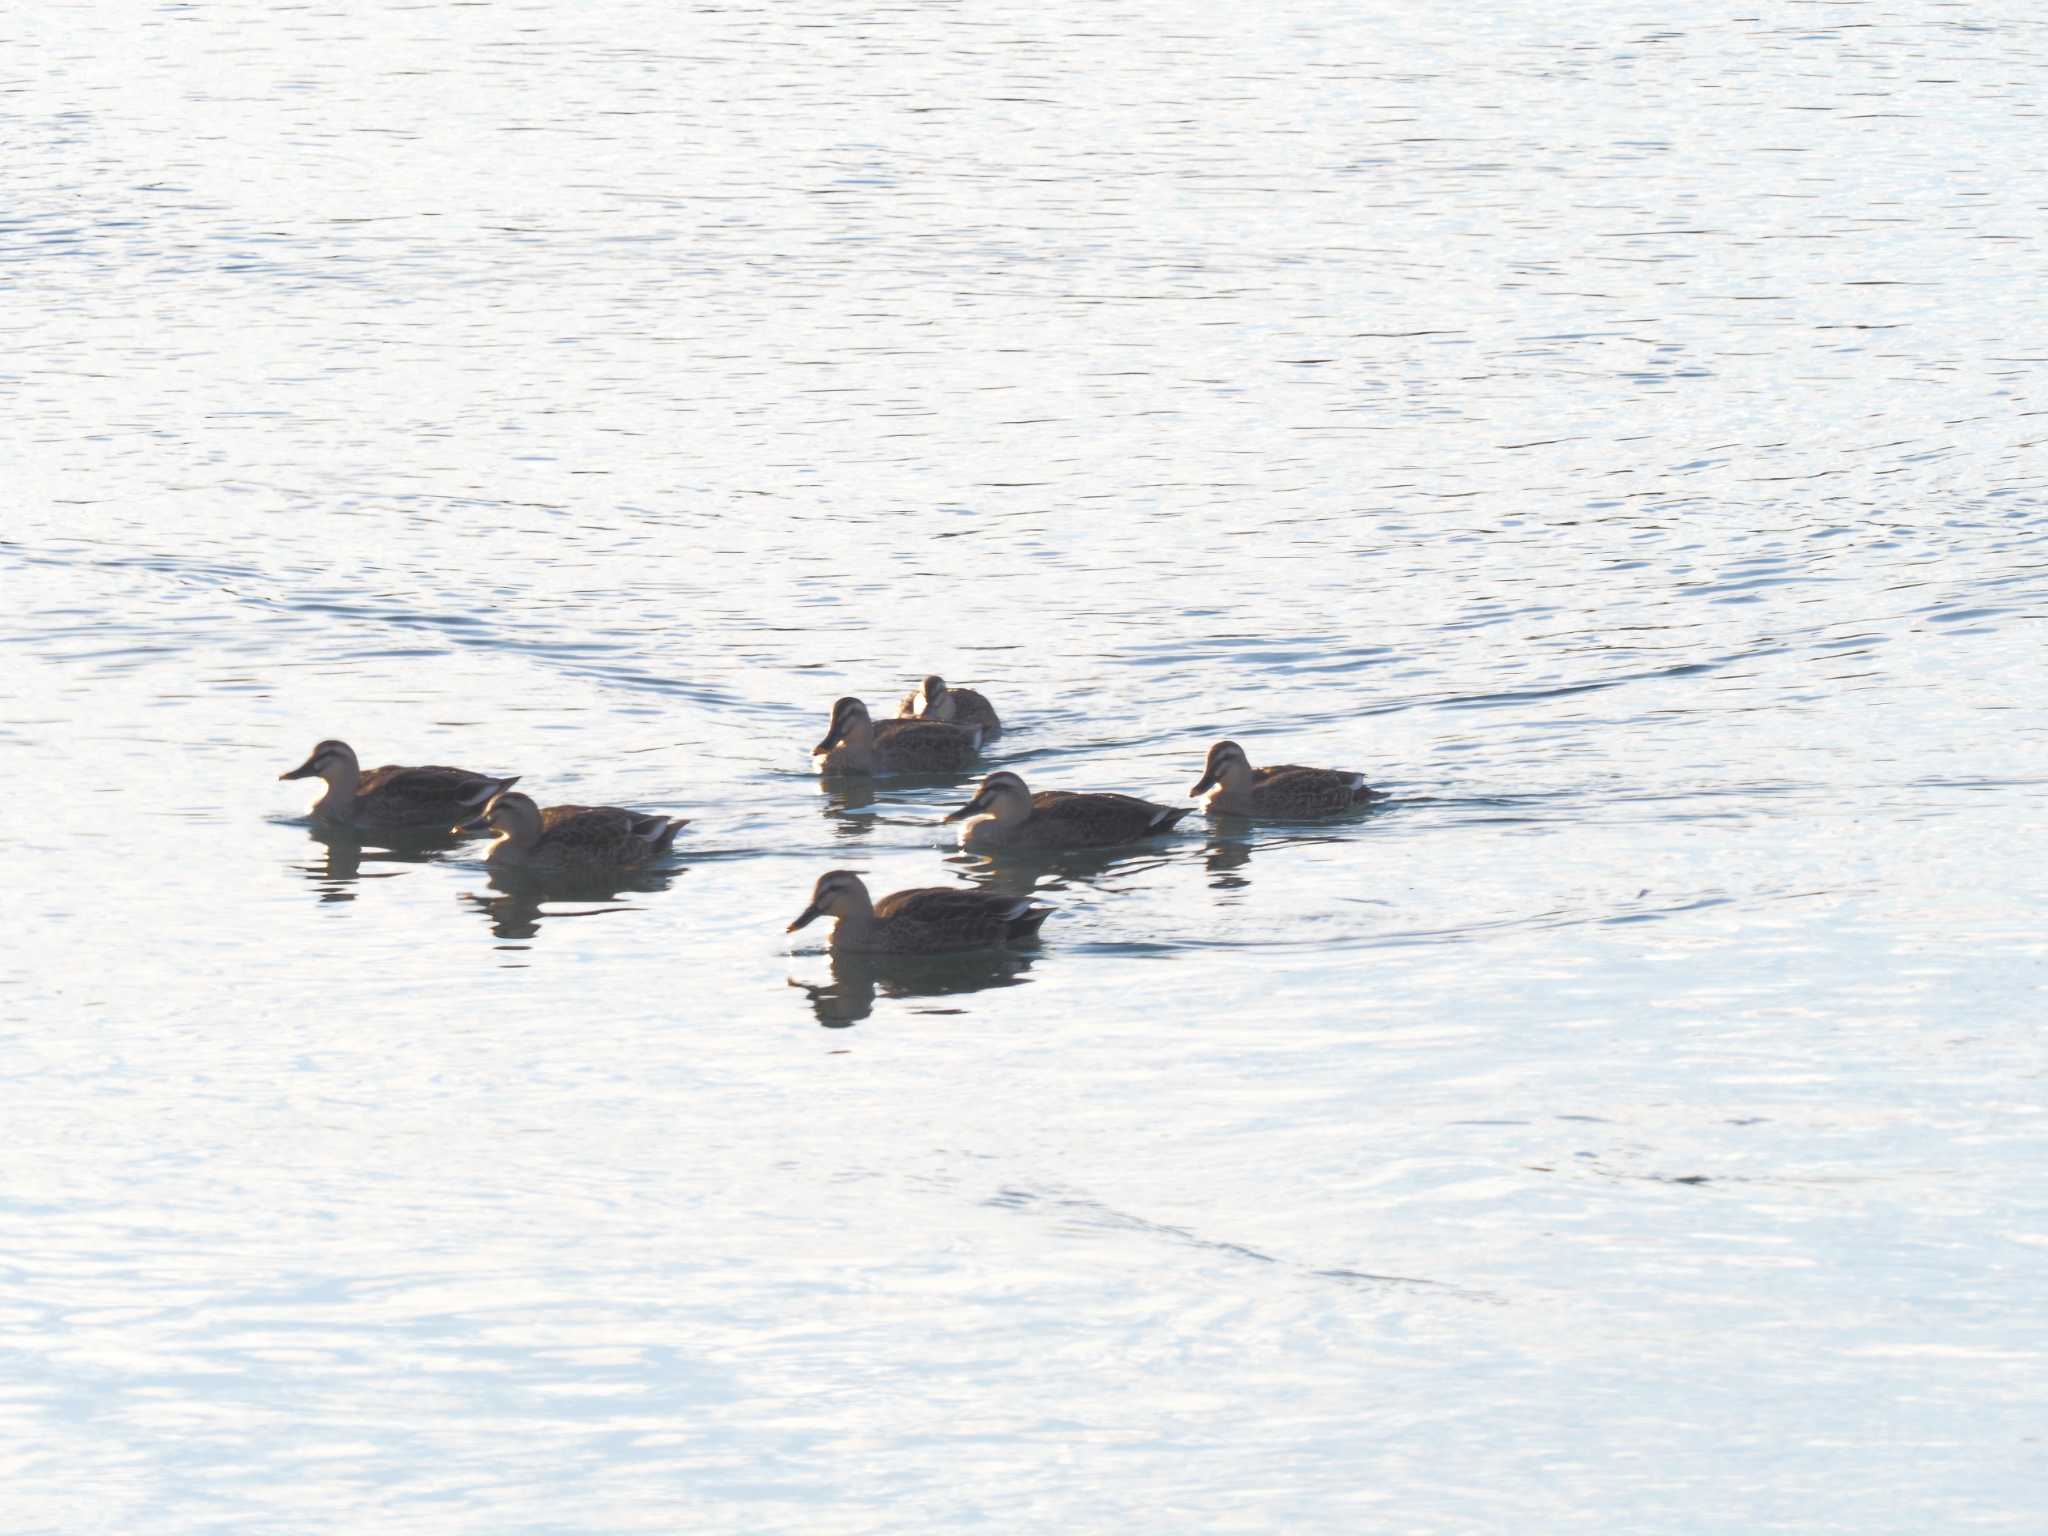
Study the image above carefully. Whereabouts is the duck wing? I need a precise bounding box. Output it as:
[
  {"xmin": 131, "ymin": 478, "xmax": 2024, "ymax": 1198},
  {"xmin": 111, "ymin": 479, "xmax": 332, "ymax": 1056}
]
[
  {"xmin": 947, "ymin": 688, "xmax": 1002, "ymax": 735},
  {"xmin": 1027, "ymin": 791, "xmax": 1188, "ymax": 844},
  {"xmin": 358, "ymin": 764, "xmax": 517, "ymax": 817},
  {"xmin": 876, "ymin": 886, "xmax": 1049, "ymax": 944},
  {"xmin": 1253, "ymin": 766, "xmax": 1375, "ymax": 814},
  {"xmin": 528, "ymin": 804, "xmax": 647, "ymax": 858},
  {"xmin": 872, "ymin": 718, "xmax": 982, "ymax": 767}
]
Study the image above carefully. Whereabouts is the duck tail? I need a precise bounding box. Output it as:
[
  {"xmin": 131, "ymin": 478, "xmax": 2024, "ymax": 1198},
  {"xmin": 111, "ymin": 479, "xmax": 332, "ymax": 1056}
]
[{"xmin": 1008, "ymin": 906, "xmax": 1053, "ymax": 941}]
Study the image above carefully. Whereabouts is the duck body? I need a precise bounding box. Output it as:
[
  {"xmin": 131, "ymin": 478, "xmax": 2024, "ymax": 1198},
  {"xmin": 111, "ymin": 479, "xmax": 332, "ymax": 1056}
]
[
  {"xmin": 945, "ymin": 771, "xmax": 1190, "ymax": 851},
  {"xmin": 462, "ymin": 791, "xmax": 688, "ymax": 872},
  {"xmin": 280, "ymin": 739, "xmax": 517, "ymax": 832},
  {"xmin": 1191, "ymin": 740, "xmax": 1378, "ymax": 819},
  {"xmin": 814, "ymin": 696, "xmax": 981, "ymax": 776},
  {"xmin": 788, "ymin": 870, "xmax": 1051, "ymax": 955},
  {"xmin": 898, "ymin": 675, "xmax": 1003, "ymax": 740}
]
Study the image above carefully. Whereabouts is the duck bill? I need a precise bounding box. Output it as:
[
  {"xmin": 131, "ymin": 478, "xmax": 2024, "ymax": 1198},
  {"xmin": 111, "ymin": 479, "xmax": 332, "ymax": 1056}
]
[
  {"xmin": 452, "ymin": 811, "xmax": 492, "ymax": 836},
  {"xmin": 811, "ymin": 735, "xmax": 841, "ymax": 756},
  {"xmin": 279, "ymin": 753, "xmax": 321, "ymax": 781},
  {"xmin": 942, "ymin": 792, "xmax": 990, "ymax": 824},
  {"xmin": 787, "ymin": 903, "xmax": 823, "ymax": 933},
  {"xmin": 1189, "ymin": 770, "xmax": 1219, "ymax": 797}
]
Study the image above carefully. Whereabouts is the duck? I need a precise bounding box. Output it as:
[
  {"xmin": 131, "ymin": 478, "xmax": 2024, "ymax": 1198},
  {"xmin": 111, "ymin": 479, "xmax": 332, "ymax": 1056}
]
[
  {"xmin": 456, "ymin": 790, "xmax": 688, "ymax": 871},
  {"xmin": 813, "ymin": 695, "xmax": 982, "ymax": 776},
  {"xmin": 943, "ymin": 769, "xmax": 1190, "ymax": 851},
  {"xmin": 280, "ymin": 738, "xmax": 517, "ymax": 832},
  {"xmin": 788, "ymin": 869, "xmax": 1051, "ymax": 954},
  {"xmin": 898, "ymin": 674, "xmax": 1003, "ymax": 739},
  {"xmin": 1190, "ymin": 739, "xmax": 1378, "ymax": 819}
]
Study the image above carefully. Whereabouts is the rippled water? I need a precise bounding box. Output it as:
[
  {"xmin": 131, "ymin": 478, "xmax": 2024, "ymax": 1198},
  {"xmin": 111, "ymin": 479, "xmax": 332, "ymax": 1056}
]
[{"xmin": 6, "ymin": 4, "xmax": 2047, "ymax": 1530}]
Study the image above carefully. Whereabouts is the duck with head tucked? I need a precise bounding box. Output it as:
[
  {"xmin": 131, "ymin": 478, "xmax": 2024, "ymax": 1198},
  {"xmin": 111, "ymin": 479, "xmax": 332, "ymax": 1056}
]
[
  {"xmin": 898, "ymin": 675, "xmax": 1002, "ymax": 739},
  {"xmin": 944, "ymin": 770, "xmax": 1190, "ymax": 852},
  {"xmin": 280, "ymin": 738, "xmax": 518, "ymax": 833},
  {"xmin": 813, "ymin": 695, "xmax": 982, "ymax": 776},
  {"xmin": 1190, "ymin": 739, "xmax": 1379, "ymax": 819},
  {"xmin": 457, "ymin": 790, "xmax": 688, "ymax": 872},
  {"xmin": 787, "ymin": 869, "xmax": 1051, "ymax": 954}
]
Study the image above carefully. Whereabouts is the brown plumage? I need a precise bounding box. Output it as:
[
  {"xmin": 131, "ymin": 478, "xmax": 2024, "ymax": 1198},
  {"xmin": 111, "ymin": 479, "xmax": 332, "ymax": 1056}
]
[
  {"xmin": 813, "ymin": 695, "xmax": 982, "ymax": 776},
  {"xmin": 944, "ymin": 770, "xmax": 1190, "ymax": 851},
  {"xmin": 458, "ymin": 790, "xmax": 687, "ymax": 871},
  {"xmin": 280, "ymin": 738, "xmax": 517, "ymax": 831},
  {"xmin": 787, "ymin": 870, "xmax": 1052, "ymax": 954},
  {"xmin": 897, "ymin": 675, "xmax": 1003, "ymax": 739},
  {"xmin": 1190, "ymin": 739, "xmax": 1378, "ymax": 819}
]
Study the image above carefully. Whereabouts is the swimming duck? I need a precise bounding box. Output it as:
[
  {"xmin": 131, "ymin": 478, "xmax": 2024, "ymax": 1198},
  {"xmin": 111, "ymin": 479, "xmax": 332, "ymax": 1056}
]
[
  {"xmin": 1190, "ymin": 739, "xmax": 1378, "ymax": 819},
  {"xmin": 813, "ymin": 696, "xmax": 982, "ymax": 776},
  {"xmin": 787, "ymin": 869, "xmax": 1051, "ymax": 954},
  {"xmin": 280, "ymin": 738, "xmax": 518, "ymax": 832},
  {"xmin": 943, "ymin": 769, "xmax": 1190, "ymax": 851},
  {"xmin": 898, "ymin": 675, "xmax": 1003, "ymax": 739},
  {"xmin": 456, "ymin": 790, "xmax": 688, "ymax": 871}
]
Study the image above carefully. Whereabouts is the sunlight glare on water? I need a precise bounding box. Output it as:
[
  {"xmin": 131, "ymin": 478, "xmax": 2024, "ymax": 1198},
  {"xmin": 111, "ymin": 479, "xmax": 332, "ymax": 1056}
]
[{"xmin": 3, "ymin": 2, "xmax": 2046, "ymax": 1530}]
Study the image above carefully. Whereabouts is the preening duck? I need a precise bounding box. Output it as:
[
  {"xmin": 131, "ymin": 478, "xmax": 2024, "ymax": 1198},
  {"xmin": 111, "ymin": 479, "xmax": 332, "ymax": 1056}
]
[{"xmin": 897, "ymin": 675, "xmax": 1003, "ymax": 739}]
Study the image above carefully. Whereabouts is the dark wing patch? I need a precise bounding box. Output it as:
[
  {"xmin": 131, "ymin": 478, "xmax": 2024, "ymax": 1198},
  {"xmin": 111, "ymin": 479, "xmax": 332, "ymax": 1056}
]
[
  {"xmin": 358, "ymin": 764, "xmax": 506, "ymax": 805},
  {"xmin": 1029, "ymin": 791, "xmax": 1183, "ymax": 841},
  {"xmin": 538, "ymin": 803, "xmax": 617, "ymax": 832},
  {"xmin": 949, "ymin": 688, "xmax": 1002, "ymax": 732},
  {"xmin": 872, "ymin": 886, "xmax": 981, "ymax": 922}
]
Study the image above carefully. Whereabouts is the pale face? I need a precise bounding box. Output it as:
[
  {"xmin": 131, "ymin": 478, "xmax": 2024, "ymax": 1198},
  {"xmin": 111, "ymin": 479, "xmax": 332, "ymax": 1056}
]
[
  {"xmin": 1191, "ymin": 741, "xmax": 1251, "ymax": 796},
  {"xmin": 814, "ymin": 697, "xmax": 873, "ymax": 754},
  {"xmin": 788, "ymin": 870, "xmax": 869, "ymax": 931},
  {"xmin": 484, "ymin": 792, "xmax": 543, "ymax": 842},
  {"xmin": 945, "ymin": 771, "xmax": 1030, "ymax": 824},
  {"xmin": 280, "ymin": 738, "xmax": 358, "ymax": 783}
]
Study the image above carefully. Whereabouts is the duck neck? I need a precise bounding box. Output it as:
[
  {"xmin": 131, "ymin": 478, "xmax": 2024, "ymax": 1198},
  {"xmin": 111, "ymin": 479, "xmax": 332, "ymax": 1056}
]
[
  {"xmin": 316, "ymin": 758, "xmax": 361, "ymax": 819},
  {"xmin": 487, "ymin": 813, "xmax": 541, "ymax": 864},
  {"xmin": 960, "ymin": 813, "xmax": 1008, "ymax": 850},
  {"xmin": 828, "ymin": 892, "xmax": 877, "ymax": 949}
]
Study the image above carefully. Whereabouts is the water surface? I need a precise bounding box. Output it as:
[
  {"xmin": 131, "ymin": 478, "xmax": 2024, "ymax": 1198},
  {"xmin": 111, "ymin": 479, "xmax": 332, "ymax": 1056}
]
[{"xmin": 4, "ymin": 3, "xmax": 2046, "ymax": 1530}]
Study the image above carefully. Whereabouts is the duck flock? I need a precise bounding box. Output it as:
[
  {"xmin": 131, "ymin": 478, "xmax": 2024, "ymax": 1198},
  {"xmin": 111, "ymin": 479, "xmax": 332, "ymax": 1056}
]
[{"xmin": 280, "ymin": 674, "xmax": 1380, "ymax": 956}]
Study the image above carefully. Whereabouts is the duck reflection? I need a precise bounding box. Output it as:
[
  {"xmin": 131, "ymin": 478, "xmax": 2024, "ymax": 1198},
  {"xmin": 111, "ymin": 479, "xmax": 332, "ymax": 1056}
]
[
  {"xmin": 1203, "ymin": 823, "xmax": 1255, "ymax": 889},
  {"xmin": 462, "ymin": 866, "xmax": 682, "ymax": 942},
  {"xmin": 293, "ymin": 822, "xmax": 460, "ymax": 902},
  {"xmin": 818, "ymin": 776, "xmax": 877, "ymax": 837},
  {"xmin": 949, "ymin": 841, "xmax": 1179, "ymax": 899},
  {"xmin": 789, "ymin": 947, "xmax": 1038, "ymax": 1028}
]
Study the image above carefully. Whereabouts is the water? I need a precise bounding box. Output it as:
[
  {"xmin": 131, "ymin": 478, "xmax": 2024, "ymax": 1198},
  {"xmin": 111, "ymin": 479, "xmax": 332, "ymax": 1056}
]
[{"xmin": 5, "ymin": 3, "xmax": 2047, "ymax": 1529}]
